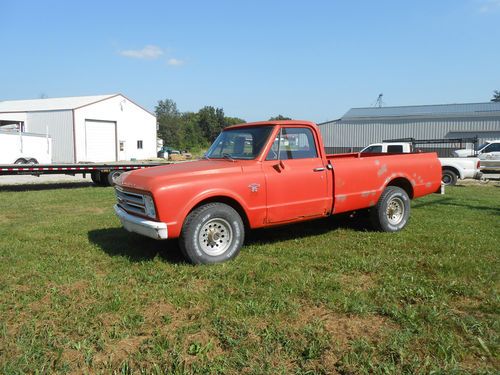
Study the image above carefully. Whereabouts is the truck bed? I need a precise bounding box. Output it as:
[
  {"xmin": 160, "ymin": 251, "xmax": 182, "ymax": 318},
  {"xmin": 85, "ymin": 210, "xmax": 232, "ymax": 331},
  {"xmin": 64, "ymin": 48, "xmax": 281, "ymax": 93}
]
[{"xmin": 325, "ymin": 152, "xmax": 442, "ymax": 214}]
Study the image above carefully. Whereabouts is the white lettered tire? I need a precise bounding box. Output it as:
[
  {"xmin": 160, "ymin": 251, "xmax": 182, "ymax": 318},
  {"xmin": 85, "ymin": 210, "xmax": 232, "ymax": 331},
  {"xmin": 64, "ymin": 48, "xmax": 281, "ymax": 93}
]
[
  {"xmin": 370, "ymin": 186, "xmax": 411, "ymax": 232},
  {"xmin": 180, "ymin": 203, "xmax": 244, "ymax": 264}
]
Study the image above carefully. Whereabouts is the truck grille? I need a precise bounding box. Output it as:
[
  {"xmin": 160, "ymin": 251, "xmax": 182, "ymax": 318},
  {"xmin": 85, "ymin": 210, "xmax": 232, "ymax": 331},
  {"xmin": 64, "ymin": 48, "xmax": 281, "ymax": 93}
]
[{"xmin": 115, "ymin": 186, "xmax": 146, "ymax": 216}]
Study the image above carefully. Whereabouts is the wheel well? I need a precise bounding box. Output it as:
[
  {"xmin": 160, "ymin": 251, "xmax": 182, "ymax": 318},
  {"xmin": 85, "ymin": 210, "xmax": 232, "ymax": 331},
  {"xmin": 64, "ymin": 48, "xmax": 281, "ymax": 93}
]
[
  {"xmin": 442, "ymin": 166, "xmax": 459, "ymax": 177},
  {"xmin": 387, "ymin": 177, "xmax": 414, "ymax": 199},
  {"xmin": 191, "ymin": 196, "xmax": 250, "ymax": 229}
]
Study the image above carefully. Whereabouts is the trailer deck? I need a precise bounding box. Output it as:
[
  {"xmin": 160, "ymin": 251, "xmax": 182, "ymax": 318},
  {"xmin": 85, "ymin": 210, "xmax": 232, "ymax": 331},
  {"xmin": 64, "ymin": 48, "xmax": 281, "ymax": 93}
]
[{"xmin": 0, "ymin": 162, "xmax": 171, "ymax": 186}]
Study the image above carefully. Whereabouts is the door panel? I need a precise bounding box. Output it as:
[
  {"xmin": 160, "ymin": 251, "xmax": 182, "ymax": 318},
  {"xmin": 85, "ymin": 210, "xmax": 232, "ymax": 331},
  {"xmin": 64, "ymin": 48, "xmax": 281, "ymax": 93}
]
[
  {"xmin": 85, "ymin": 120, "xmax": 117, "ymax": 162},
  {"xmin": 263, "ymin": 127, "xmax": 328, "ymax": 223}
]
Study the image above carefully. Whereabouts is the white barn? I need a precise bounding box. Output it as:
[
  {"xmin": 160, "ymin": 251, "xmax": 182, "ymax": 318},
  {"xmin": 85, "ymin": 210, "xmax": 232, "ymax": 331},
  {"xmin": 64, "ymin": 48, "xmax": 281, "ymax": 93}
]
[{"xmin": 0, "ymin": 94, "xmax": 157, "ymax": 163}]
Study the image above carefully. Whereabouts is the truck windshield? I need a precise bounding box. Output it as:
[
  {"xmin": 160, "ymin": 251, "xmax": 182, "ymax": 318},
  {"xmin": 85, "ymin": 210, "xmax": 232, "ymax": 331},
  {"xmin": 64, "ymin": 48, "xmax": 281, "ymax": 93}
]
[{"xmin": 205, "ymin": 126, "xmax": 274, "ymax": 160}]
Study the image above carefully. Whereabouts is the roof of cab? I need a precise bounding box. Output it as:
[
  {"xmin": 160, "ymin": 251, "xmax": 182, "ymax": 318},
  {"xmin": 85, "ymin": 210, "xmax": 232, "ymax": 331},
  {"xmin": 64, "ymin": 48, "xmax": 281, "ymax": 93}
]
[{"xmin": 226, "ymin": 120, "xmax": 317, "ymax": 129}]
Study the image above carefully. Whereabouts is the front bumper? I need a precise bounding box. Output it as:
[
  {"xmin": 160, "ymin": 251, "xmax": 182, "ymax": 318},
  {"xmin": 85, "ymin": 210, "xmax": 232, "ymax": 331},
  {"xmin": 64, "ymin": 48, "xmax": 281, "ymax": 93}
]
[{"xmin": 114, "ymin": 205, "xmax": 168, "ymax": 240}]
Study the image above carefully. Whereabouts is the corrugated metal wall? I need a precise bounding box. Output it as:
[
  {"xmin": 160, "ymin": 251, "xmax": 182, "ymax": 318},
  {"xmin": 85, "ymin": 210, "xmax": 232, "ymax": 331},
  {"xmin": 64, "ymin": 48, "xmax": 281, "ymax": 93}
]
[
  {"xmin": 26, "ymin": 110, "xmax": 74, "ymax": 163},
  {"xmin": 319, "ymin": 116, "xmax": 500, "ymax": 154}
]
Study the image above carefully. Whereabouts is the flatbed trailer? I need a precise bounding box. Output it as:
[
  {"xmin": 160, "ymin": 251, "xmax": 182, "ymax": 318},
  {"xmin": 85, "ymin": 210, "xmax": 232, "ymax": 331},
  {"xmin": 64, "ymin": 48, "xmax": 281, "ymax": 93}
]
[{"xmin": 0, "ymin": 162, "xmax": 170, "ymax": 186}]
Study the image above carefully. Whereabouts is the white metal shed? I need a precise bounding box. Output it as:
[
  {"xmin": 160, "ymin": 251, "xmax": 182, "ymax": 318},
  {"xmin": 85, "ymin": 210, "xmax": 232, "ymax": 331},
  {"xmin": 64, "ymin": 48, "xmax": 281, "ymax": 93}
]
[{"xmin": 0, "ymin": 94, "xmax": 157, "ymax": 163}]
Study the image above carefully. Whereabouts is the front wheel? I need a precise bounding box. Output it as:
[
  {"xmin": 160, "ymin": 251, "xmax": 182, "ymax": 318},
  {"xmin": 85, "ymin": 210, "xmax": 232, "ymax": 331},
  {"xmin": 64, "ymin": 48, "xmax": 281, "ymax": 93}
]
[
  {"xmin": 179, "ymin": 203, "xmax": 244, "ymax": 264},
  {"xmin": 370, "ymin": 186, "xmax": 410, "ymax": 232}
]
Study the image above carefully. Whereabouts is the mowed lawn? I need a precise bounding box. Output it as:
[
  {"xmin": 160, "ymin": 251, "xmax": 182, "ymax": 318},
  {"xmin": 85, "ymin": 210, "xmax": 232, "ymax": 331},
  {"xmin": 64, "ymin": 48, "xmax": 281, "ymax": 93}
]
[{"xmin": 0, "ymin": 182, "xmax": 498, "ymax": 374}]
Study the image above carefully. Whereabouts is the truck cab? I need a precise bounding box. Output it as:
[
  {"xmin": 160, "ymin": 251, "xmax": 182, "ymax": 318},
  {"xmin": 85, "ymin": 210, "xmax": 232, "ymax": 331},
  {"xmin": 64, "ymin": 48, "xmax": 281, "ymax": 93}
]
[
  {"xmin": 360, "ymin": 142, "xmax": 412, "ymax": 154},
  {"xmin": 454, "ymin": 140, "xmax": 500, "ymax": 160}
]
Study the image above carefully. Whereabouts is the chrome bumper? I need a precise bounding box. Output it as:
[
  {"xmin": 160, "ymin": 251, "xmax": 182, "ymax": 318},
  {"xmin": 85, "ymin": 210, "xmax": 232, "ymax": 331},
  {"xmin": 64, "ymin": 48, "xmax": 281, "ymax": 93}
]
[{"xmin": 114, "ymin": 205, "xmax": 168, "ymax": 240}]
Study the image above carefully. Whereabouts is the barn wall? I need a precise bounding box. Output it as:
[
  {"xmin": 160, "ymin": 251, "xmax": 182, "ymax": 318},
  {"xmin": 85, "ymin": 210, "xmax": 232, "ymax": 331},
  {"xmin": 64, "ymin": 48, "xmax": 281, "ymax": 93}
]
[
  {"xmin": 26, "ymin": 110, "xmax": 74, "ymax": 163},
  {"xmin": 74, "ymin": 95, "xmax": 156, "ymax": 162},
  {"xmin": 319, "ymin": 116, "xmax": 500, "ymax": 154}
]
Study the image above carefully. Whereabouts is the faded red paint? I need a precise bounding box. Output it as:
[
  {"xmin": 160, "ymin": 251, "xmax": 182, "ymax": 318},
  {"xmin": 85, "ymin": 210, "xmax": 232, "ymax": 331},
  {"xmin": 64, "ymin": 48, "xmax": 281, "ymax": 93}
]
[{"xmin": 118, "ymin": 121, "xmax": 442, "ymax": 238}]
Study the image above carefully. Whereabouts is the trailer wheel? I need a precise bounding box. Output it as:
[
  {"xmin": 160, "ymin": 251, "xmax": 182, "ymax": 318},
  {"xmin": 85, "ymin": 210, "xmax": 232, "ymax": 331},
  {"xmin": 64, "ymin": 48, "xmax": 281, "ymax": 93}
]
[
  {"xmin": 107, "ymin": 170, "xmax": 124, "ymax": 186},
  {"xmin": 90, "ymin": 171, "xmax": 110, "ymax": 186},
  {"xmin": 441, "ymin": 169, "xmax": 458, "ymax": 186},
  {"xmin": 14, "ymin": 158, "xmax": 27, "ymax": 164},
  {"xmin": 370, "ymin": 186, "xmax": 410, "ymax": 232},
  {"xmin": 27, "ymin": 158, "xmax": 38, "ymax": 164},
  {"xmin": 179, "ymin": 203, "xmax": 244, "ymax": 264}
]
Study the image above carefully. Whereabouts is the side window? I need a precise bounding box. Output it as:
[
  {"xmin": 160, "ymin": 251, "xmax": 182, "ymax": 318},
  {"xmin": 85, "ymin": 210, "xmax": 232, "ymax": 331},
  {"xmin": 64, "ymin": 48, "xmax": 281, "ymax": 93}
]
[
  {"xmin": 484, "ymin": 143, "xmax": 500, "ymax": 152},
  {"xmin": 362, "ymin": 145, "xmax": 382, "ymax": 153},
  {"xmin": 387, "ymin": 145, "xmax": 403, "ymax": 153},
  {"xmin": 266, "ymin": 128, "xmax": 318, "ymax": 160}
]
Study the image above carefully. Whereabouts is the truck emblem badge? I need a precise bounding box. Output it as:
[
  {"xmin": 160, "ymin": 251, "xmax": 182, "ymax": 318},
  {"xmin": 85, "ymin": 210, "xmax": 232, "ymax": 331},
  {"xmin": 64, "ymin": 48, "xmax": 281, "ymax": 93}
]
[{"xmin": 248, "ymin": 183, "xmax": 260, "ymax": 193}]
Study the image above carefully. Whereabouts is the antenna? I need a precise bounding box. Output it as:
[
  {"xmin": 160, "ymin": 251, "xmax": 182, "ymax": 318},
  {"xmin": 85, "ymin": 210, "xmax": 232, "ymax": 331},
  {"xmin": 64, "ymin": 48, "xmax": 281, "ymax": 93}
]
[{"xmin": 374, "ymin": 93, "xmax": 384, "ymax": 108}]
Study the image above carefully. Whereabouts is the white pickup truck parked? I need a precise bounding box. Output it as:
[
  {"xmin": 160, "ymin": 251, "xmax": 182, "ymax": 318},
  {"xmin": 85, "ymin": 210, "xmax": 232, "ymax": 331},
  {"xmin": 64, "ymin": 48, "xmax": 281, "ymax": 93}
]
[
  {"xmin": 360, "ymin": 142, "xmax": 481, "ymax": 186},
  {"xmin": 0, "ymin": 130, "xmax": 52, "ymax": 164},
  {"xmin": 453, "ymin": 140, "xmax": 500, "ymax": 160}
]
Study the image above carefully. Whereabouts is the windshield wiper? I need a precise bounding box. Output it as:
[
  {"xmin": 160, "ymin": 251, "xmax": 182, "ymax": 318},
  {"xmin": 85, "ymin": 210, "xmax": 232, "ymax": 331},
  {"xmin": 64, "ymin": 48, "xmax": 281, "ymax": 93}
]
[
  {"xmin": 202, "ymin": 154, "xmax": 210, "ymax": 160},
  {"xmin": 222, "ymin": 153, "xmax": 235, "ymax": 161}
]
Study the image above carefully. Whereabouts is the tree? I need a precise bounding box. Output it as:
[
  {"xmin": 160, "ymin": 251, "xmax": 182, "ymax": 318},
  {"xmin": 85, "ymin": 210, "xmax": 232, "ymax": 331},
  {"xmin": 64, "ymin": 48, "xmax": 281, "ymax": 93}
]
[
  {"xmin": 197, "ymin": 106, "xmax": 226, "ymax": 142},
  {"xmin": 491, "ymin": 90, "xmax": 500, "ymax": 102},
  {"xmin": 156, "ymin": 99, "xmax": 182, "ymax": 148},
  {"xmin": 268, "ymin": 115, "xmax": 292, "ymax": 121},
  {"xmin": 179, "ymin": 112, "xmax": 204, "ymax": 150},
  {"xmin": 224, "ymin": 117, "xmax": 246, "ymax": 127}
]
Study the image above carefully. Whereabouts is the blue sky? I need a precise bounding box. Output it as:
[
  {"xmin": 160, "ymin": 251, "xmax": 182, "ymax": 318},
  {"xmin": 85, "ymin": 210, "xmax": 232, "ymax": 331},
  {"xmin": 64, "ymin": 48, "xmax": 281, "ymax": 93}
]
[{"xmin": 1, "ymin": 0, "xmax": 499, "ymax": 122}]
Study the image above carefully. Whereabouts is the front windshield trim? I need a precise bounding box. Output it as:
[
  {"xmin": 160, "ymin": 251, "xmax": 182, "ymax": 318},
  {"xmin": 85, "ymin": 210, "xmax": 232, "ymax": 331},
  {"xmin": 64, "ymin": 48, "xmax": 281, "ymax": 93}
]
[{"xmin": 205, "ymin": 125, "xmax": 275, "ymax": 161}]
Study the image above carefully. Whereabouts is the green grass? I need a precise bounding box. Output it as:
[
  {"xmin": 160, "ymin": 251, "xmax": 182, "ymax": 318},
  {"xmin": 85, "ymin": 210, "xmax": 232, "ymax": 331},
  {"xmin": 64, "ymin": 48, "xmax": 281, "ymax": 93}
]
[{"xmin": 0, "ymin": 182, "xmax": 498, "ymax": 374}]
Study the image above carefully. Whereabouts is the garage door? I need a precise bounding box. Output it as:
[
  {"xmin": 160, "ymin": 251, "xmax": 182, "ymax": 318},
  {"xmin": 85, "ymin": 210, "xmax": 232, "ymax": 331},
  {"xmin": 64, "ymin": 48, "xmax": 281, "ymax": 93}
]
[{"xmin": 85, "ymin": 120, "xmax": 117, "ymax": 162}]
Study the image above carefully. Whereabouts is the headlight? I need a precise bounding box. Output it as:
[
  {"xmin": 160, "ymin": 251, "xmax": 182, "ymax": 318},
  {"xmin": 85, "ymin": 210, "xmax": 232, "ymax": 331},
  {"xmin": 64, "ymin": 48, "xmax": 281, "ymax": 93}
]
[{"xmin": 144, "ymin": 195, "xmax": 156, "ymax": 218}]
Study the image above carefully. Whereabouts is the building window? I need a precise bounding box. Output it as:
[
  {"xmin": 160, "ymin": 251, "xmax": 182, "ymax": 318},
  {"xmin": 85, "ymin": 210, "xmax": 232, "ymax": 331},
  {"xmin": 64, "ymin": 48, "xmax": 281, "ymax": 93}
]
[
  {"xmin": 119, "ymin": 141, "xmax": 125, "ymax": 151},
  {"xmin": 137, "ymin": 140, "xmax": 143, "ymax": 149}
]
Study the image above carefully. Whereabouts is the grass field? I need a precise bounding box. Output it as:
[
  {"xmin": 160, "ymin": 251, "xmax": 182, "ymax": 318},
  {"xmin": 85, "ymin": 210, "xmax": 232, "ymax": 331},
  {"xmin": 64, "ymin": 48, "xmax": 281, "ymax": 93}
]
[{"xmin": 0, "ymin": 182, "xmax": 498, "ymax": 374}]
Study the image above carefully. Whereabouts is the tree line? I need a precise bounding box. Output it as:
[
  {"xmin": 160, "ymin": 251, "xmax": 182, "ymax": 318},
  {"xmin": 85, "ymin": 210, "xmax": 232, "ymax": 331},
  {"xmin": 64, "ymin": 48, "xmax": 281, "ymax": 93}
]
[{"xmin": 155, "ymin": 98, "xmax": 291, "ymax": 150}]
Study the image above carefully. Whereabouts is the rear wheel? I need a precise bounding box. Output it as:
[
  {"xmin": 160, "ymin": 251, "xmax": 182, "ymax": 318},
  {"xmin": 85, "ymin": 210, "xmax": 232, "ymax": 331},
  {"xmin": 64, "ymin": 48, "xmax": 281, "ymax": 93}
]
[
  {"xmin": 27, "ymin": 158, "xmax": 38, "ymax": 164},
  {"xmin": 14, "ymin": 158, "xmax": 27, "ymax": 164},
  {"xmin": 441, "ymin": 169, "xmax": 458, "ymax": 186},
  {"xmin": 370, "ymin": 186, "xmax": 410, "ymax": 232},
  {"xmin": 179, "ymin": 203, "xmax": 244, "ymax": 264}
]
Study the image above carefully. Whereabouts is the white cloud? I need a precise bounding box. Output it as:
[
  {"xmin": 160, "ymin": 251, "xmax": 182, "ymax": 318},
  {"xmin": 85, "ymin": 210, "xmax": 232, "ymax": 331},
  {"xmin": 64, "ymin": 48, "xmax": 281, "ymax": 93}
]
[
  {"xmin": 167, "ymin": 58, "xmax": 185, "ymax": 66},
  {"xmin": 119, "ymin": 45, "xmax": 164, "ymax": 59},
  {"xmin": 478, "ymin": 0, "xmax": 500, "ymax": 13}
]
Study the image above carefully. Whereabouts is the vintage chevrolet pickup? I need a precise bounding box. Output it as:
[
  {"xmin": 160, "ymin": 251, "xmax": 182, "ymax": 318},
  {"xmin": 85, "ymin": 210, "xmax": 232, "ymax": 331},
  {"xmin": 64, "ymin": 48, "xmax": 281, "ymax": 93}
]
[{"xmin": 114, "ymin": 120, "xmax": 442, "ymax": 264}]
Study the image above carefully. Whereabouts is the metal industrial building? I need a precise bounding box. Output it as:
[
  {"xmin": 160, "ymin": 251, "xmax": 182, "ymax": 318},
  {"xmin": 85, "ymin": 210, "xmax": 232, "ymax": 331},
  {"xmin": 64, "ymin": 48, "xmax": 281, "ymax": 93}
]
[
  {"xmin": 319, "ymin": 102, "xmax": 500, "ymax": 155},
  {"xmin": 0, "ymin": 94, "xmax": 157, "ymax": 163}
]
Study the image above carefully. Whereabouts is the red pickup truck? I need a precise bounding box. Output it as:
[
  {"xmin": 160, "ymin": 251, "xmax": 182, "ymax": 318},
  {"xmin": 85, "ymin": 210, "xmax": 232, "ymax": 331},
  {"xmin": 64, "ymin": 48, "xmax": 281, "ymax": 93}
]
[{"xmin": 114, "ymin": 120, "xmax": 442, "ymax": 264}]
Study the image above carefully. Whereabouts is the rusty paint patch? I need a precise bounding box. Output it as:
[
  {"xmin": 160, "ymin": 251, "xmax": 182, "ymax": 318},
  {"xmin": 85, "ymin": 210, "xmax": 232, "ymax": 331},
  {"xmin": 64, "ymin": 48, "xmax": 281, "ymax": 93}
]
[
  {"xmin": 377, "ymin": 164, "xmax": 388, "ymax": 177},
  {"xmin": 425, "ymin": 182, "xmax": 432, "ymax": 188}
]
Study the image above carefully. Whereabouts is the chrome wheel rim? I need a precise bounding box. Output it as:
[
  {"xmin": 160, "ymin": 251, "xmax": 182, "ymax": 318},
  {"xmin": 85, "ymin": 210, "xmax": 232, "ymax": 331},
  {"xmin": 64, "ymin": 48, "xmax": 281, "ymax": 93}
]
[
  {"xmin": 386, "ymin": 197, "xmax": 405, "ymax": 225},
  {"xmin": 198, "ymin": 218, "xmax": 232, "ymax": 256},
  {"xmin": 111, "ymin": 171, "xmax": 123, "ymax": 183}
]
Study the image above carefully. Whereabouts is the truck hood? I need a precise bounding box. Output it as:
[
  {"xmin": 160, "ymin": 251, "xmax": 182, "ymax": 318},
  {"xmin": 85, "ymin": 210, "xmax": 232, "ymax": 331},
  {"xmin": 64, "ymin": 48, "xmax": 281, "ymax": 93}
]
[{"xmin": 119, "ymin": 160, "xmax": 243, "ymax": 192}]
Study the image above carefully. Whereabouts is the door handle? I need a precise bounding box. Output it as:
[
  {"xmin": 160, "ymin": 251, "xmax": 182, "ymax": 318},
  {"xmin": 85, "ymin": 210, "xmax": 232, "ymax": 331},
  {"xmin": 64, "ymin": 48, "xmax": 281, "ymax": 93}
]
[{"xmin": 313, "ymin": 167, "xmax": 325, "ymax": 172}]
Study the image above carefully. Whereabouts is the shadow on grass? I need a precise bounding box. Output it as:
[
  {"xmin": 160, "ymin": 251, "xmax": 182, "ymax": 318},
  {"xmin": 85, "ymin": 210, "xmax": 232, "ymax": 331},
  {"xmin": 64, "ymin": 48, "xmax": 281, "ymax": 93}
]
[
  {"xmin": 412, "ymin": 196, "xmax": 500, "ymax": 215},
  {"xmin": 246, "ymin": 213, "xmax": 372, "ymax": 245},
  {"xmin": 0, "ymin": 182, "xmax": 96, "ymax": 192},
  {"xmin": 88, "ymin": 228, "xmax": 186, "ymax": 264},
  {"xmin": 88, "ymin": 214, "xmax": 372, "ymax": 263}
]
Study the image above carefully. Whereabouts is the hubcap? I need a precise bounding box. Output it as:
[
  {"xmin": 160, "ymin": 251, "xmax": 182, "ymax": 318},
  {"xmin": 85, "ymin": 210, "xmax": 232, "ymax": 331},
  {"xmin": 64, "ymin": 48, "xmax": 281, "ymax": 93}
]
[
  {"xmin": 198, "ymin": 218, "xmax": 233, "ymax": 256},
  {"xmin": 386, "ymin": 197, "xmax": 405, "ymax": 225}
]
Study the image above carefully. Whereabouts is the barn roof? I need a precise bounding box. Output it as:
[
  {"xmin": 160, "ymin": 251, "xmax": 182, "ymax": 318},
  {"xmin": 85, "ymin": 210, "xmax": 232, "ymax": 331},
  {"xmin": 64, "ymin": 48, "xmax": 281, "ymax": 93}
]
[
  {"xmin": 0, "ymin": 94, "xmax": 118, "ymax": 113},
  {"xmin": 342, "ymin": 102, "xmax": 500, "ymax": 120}
]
